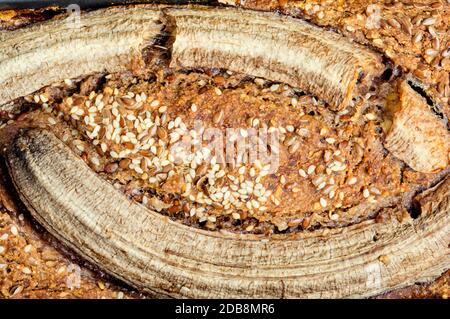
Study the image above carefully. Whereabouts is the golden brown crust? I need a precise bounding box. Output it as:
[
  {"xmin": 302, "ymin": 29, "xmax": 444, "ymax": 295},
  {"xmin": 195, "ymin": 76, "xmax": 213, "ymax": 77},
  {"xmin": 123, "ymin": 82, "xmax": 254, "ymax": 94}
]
[
  {"xmin": 0, "ymin": 7, "xmax": 60, "ymax": 31},
  {"xmin": 0, "ymin": 2, "xmax": 448, "ymax": 296}
]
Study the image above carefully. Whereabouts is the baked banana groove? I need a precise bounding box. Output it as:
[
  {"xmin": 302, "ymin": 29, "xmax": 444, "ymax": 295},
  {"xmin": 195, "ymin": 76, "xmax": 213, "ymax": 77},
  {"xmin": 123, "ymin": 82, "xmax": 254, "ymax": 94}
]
[
  {"xmin": 0, "ymin": 7, "xmax": 163, "ymax": 106},
  {"xmin": 5, "ymin": 129, "xmax": 449, "ymax": 298},
  {"xmin": 384, "ymin": 80, "xmax": 449, "ymax": 173},
  {"xmin": 169, "ymin": 7, "xmax": 384, "ymax": 110},
  {"xmin": 0, "ymin": 6, "xmax": 383, "ymax": 110}
]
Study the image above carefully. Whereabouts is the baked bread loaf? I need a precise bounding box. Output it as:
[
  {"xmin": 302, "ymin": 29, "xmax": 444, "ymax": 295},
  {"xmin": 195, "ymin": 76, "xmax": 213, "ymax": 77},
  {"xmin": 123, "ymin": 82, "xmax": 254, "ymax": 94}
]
[{"xmin": 0, "ymin": 2, "xmax": 448, "ymax": 298}]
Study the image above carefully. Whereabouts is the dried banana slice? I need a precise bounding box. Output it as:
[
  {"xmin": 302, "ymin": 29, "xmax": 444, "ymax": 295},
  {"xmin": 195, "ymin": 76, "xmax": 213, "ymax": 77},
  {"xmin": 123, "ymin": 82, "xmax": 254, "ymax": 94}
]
[
  {"xmin": 0, "ymin": 6, "xmax": 384, "ymax": 110},
  {"xmin": 169, "ymin": 7, "xmax": 384, "ymax": 110},
  {"xmin": 384, "ymin": 81, "xmax": 450, "ymax": 173},
  {"xmin": 0, "ymin": 7, "xmax": 162, "ymax": 106},
  {"xmin": 6, "ymin": 129, "xmax": 449, "ymax": 298}
]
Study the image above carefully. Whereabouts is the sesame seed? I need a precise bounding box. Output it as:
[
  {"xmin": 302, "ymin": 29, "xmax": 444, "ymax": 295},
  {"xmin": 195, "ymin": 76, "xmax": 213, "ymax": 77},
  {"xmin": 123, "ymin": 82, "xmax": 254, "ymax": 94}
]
[
  {"xmin": 317, "ymin": 182, "xmax": 326, "ymax": 190},
  {"xmin": 286, "ymin": 125, "xmax": 295, "ymax": 132},
  {"xmin": 170, "ymin": 132, "xmax": 181, "ymax": 143},
  {"xmin": 370, "ymin": 187, "xmax": 381, "ymax": 195},
  {"xmin": 320, "ymin": 197, "xmax": 327, "ymax": 208},
  {"xmin": 271, "ymin": 195, "xmax": 280, "ymax": 206},
  {"xmin": 313, "ymin": 176, "xmax": 324, "ymax": 186},
  {"xmin": 288, "ymin": 141, "xmax": 300, "ymax": 154},
  {"xmin": 270, "ymin": 84, "xmax": 279, "ymax": 91},
  {"xmin": 245, "ymin": 225, "xmax": 254, "ymax": 231},
  {"xmin": 291, "ymin": 98, "xmax": 298, "ymax": 107},
  {"xmin": 11, "ymin": 226, "xmax": 18, "ymax": 236},
  {"xmin": 0, "ymin": 246, "xmax": 4, "ymax": 254},
  {"xmin": 40, "ymin": 94, "xmax": 49, "ymax": 103},
  {"xmin": 216, "ymin": 170, "xmax": 226, "ymax": 178},
  {"xmin": 191, "ymin": 104, "xmax": 197, "ymax": 112},
  {"xmin": 298, "ymin": 169, "xmax": 307, "ymax": 177},
  {"xmin": 254, "ymin": 78, "xmax": 265, "ymax": 86},
  {"xmin": 329, "ymin": 160, "xmax": 346, "ymax": 172},
  {"xmin": 307, "ymin": 165, "xmax": 316, "ymax": 175},
  {"xmin": 232, "ymin": 212, "xmax": 240, "ymax": 220},
  {"xmin": 75, "ymin": 144, "xmax": 85, "ymax": 152},
  {"xmin": 347, "ymin": 177, "xmax": 357, "ymax": 185},
  {"xmin": 297, "ymin": 128, "xmax": 309, "ymax": 137},
  {"xmin": 251, "ymin": 200, "xmax": 260, "ymax": 209},
  {"xmin": 330, "ymin": 213, "xmax": 339, "ymax": 221},
  {"xmin": 90, "ymin": 156, "xmax": 100, "ymax": 166},
  {"xmin": 22, "ymin": 267, "xmax": 32, "ymax": 275},
  {"xmin": 158, "ymin": 106, "xmax": 167, "ymax": 113},
  {"xmin": 363, "ymin": 188, "xmax": 370, "ymax": 198},
  {"xmin": 110, "ymin": 151, "xmax": 119, "ymax": 158}
]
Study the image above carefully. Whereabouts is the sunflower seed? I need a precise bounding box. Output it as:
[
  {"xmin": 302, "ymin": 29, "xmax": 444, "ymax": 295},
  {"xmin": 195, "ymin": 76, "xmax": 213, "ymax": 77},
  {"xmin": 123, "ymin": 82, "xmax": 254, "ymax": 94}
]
[
  {"xmin": 422, "ymin": 17, "xmax": 436, "ymax": 26},
  {"xmin": 413, "ymin": 31, "xmax": 423, "ymax": 43}
]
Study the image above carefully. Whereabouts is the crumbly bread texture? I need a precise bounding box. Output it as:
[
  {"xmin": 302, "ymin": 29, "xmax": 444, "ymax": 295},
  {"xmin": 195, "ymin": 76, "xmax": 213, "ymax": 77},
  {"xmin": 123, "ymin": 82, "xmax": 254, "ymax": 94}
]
[{"xmin": 0, "ymin": 3, "xmax": 449, "ymax": 298}]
